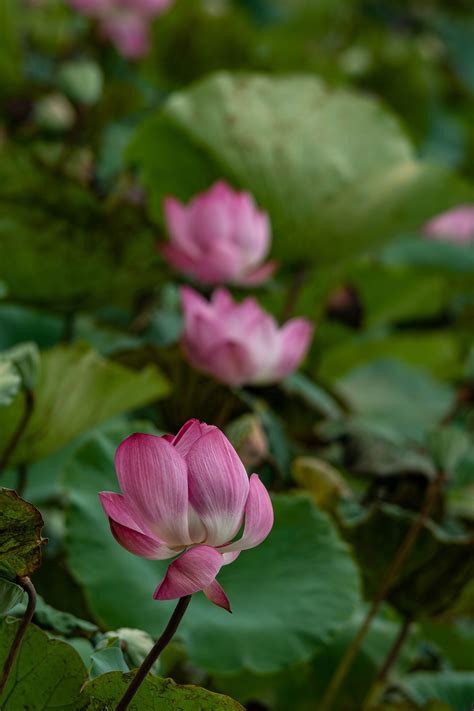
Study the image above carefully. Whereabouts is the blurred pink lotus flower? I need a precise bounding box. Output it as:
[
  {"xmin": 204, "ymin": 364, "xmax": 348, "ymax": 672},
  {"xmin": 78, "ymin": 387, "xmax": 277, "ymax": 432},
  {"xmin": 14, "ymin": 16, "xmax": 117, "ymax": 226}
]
[
  {"xmin": 423, "ymin": 205, "xmax": 474, "ymax": 245},
  {"xmin": 99, "ymin": 12, "xmax": 150, "ymax": 58},
  {"xmin": 162, "ymin": 181, "xmax": 277, "ymax": 286},
  {"xmin": 68, "ymin": 0, "xmax": 173, "ymax": 58},
  {"xmin": 181, "ymin": 287, "xmax": 313, "ymax": 386},
  {"xmin": 100, "ymin": 419, "xmax": 274, "ymax": 611}
]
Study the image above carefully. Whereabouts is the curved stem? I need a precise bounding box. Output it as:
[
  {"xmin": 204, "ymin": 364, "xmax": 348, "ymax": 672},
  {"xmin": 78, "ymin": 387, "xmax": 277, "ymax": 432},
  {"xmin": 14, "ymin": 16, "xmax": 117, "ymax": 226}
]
[
  {"xmin": 0, "ymin": 576, "xmax": 37, "ymax": 696},
  {"xmin": 319, "ymin": 471, "xmax": 445, "ymax": 711},
  {"xmin": 0, "ymin": 389, "xmax": 35, "ymax": 475},
  {"xmin": 361, "ymin": 615, "xmax": 413, "ymax": 710},
  {"xmin": 117, "ymin": 595, "xmax": 192, "ymax": 711}
]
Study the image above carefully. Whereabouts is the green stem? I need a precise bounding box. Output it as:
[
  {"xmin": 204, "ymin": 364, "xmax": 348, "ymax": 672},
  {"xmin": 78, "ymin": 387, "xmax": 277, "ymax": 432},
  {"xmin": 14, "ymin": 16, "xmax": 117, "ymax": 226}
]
[
  {"xmin": 0, "ymin": 576, "xmax": 37, "ymax": 697},
  {"xmin": 361, "ymin": 615, "xmax": 413, "ymax": 709},
  {"xmin": 116, "ymin": 595, "xmax": 192, "ymax": 711},
  {"xmin": 319, "ymin": 471, "xmax": 444, "ymax": 711}
]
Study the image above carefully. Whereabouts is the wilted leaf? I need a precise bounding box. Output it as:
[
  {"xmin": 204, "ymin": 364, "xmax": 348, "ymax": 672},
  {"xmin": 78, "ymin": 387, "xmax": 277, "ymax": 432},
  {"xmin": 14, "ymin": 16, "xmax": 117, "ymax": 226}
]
[
  {"xmin": 0, "ymin": 489, "xmax": 45, "ymax": 577},
  {"xmin": 339, "ymin": 501, "xmax": 474, "ymax": 618},
  {"xmin": 82, "ymin": 672, "xmax": 245, "ymax": 710}
]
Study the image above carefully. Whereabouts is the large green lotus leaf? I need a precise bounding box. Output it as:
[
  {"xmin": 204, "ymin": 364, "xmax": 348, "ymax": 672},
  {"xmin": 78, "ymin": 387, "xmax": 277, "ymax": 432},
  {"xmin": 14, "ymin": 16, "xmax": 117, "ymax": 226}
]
[
  {"xmin": 347, "ymin": 264, "xmax": 450, "ymax": 327},
  {"xmin": 0, "ymin": 342, "xmax": 169, "ymax": 465},
  {"xmin": 82, "ymin": 672, "xmax": 244, "ymax": 710},
  {"xmin": 317, "ymin": 333, "xmax": 464, "ymax": 384},
  {"xmin": 401, "ymin": 671, "xmax": 474, "ymax": 711},
  {"xmin": 63, "ymin": 428, "xmax": 361, "ymax": 674},
  {"xmin": 0, "ymin": 618, "xmax": 87, "ymax": 709},
  {"xmin": 213, "ymin": 610, "xmax": 418, "ymax": 711},
  {"xmin": 0, "ymin": 147, "xmax": 164, "ymax": 311},
  {"xmin": 380, "ymin": 237, "xmax": 474, "ymax": 274},
  {"xmin": 334, "ymin": 359, "xmax": 456, "ymax": 441},
  {"xmin": 0, "ymin": 489, "xmax": 45, "ymax": 577},
  {"xmin": 339, "ymin": 501, "xmax": 474, "ymax": 619},
  {"xmin": 419, "ymin": 619, "xmax": 474, "ymax": 672},
  {"xmin": 127, "ymin": 72, "xmax": 472, "ymax": 265}
]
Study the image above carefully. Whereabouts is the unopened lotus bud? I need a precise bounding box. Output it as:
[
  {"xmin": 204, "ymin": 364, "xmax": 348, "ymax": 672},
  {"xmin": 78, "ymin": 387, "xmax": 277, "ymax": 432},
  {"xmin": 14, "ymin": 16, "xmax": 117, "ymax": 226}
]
[
  {"xmin": 292, "ymin": 456, "xmax": 349, "ymax": 511},
  {"xmin": 226, "ymin": 414, "xmax": 268, "ymax": 469},
  {"xmin": 34, "ymin": 94, "xmax": 75, "ymax": 132}
]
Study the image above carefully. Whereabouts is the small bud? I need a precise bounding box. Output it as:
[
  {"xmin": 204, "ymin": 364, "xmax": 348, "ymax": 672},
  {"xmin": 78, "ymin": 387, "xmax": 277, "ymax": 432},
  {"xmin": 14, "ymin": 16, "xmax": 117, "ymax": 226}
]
[
  {"xmin": 292, "ymin": 457, "xmax": 349, "ymax": 511},
  {"xmin": 226, "ymin": 414, "xmax": 268, "ymax": 469},
  {"xmin": 34, "ymin": 94, "xmax": 76, "ymax": 133}
]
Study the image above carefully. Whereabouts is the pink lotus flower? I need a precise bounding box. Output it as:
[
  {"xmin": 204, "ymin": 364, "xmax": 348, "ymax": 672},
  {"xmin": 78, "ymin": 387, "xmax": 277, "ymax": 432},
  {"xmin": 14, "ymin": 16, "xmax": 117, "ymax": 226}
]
[
  {"xmin": 99, "ymin": 420, "xmax": 274, "ymax": 611},
  {"xmin": 68, "ymin": 0, "xmax": 173, "ymax": 58},
  {"xmin": 99, "ymin": 12, "xmax": 150, "ymax": 59},
  {"xmin": 181, "ymin": 287, "xmax": 313, "ymax": 386},
  {"xmin": 423, "ymin": 205, "xmax": 474, "ymax": 245},
  {"xmin": 162, "ymin": 182, "xmax": 277, "ymax": 286}
]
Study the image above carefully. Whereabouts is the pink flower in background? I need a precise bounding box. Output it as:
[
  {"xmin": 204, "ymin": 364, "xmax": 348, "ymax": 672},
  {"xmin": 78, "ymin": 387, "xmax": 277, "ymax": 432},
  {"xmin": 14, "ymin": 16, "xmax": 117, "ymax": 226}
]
[
  {"xmin": 100, "ymin": 12, "xmax": 150, "ymax": 58},
  {"xmin": 68, "ymin": 0, "xmax": 173, "ymax": 58},
  {"xmin": 423, "ymin": 205, "xmax": 474, "ymax": 245},
  {"xmin": 162, "ymin": 182, "xmax": 277, "ymax": 286},
  {"xmin": 181, "ymin": 287, "xmax": 313, "ymax": 386},
  {"xmin": 100, "ymin": 420, "xmax": 274, "ymax": 611}
]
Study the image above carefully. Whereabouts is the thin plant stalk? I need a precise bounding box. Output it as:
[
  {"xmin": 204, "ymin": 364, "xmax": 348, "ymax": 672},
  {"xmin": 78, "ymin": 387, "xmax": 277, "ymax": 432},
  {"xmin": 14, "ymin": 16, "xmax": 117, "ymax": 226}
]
[
  {"xmin": 0, "ymin": 576, "xmax": 37, "ymax": 696},
  {"xmin": 116, "ymin": 595, "xmax": 192, "ymax": 711},
  {"xmin": 0, "ymin": 389, "xmax": 35, "ymax": 475},
  {"xmin": 319, "ymin": 471, "xmax": 445, "ymax": 711},
  {"xmin": 361, "ymin": 616, "xmax": 413, "ymax": 710}
]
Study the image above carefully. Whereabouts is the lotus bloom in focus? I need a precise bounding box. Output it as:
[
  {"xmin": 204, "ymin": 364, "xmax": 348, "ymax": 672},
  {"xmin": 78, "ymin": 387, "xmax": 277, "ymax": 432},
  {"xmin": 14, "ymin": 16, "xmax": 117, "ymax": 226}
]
[
  {"xmin": 181, "ymin": 287, "xmax": 313, "ymax": 386},
  {"xmin": 99, "ymin": 420, "xmax": 274, "ymax": 611},
  {"xmin": 162, "ymin": 181, "xmax": 276, "ymax": 286},
  {"xmin": 423, "ymin": 205, "xmax": 474, "ymax": 245},
  {"xmin": 68, "ymin": 0, "xmax": 173, "ymax": 58}
]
